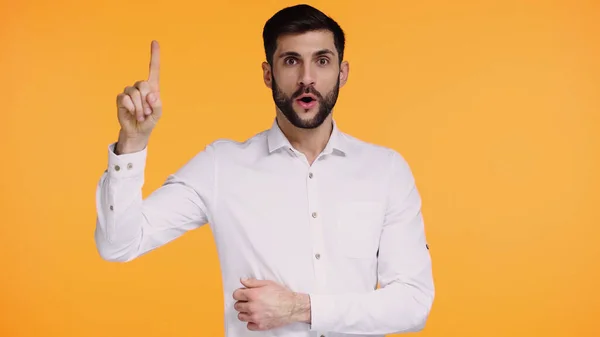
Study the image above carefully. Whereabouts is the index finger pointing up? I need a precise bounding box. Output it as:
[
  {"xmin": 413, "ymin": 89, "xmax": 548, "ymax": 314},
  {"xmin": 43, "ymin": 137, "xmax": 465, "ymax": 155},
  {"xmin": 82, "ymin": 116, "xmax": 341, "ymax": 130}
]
[{"xmin": 148, "ymin": 40, "xmax": 160, "ymax": 88}]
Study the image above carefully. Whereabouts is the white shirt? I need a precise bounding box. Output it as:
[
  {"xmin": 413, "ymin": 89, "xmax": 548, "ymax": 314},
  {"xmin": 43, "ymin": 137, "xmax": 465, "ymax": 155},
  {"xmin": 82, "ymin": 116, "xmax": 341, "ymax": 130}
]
[{"xmin": 94, "ymin": 118, "xmax": 435, "ymax": 337}]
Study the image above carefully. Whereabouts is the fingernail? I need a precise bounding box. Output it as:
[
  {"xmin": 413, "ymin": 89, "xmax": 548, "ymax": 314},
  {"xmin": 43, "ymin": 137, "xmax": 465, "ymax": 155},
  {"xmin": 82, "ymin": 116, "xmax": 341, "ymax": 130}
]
[
  {"xmin": 147, "ymin": 93, "xmax": 155, "ymax": 103},
  {"xmin": 145, "ymin": 108, "xmax": 152, "ymax": 115}
]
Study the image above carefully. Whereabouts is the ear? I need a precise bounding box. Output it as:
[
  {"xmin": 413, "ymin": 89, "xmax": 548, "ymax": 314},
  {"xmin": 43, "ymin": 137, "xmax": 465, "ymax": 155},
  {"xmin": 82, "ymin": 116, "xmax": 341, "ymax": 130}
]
[
  {"xmin": 340, "ymin": 61, "xmax": 350, "ymax": 88},
  {"xmin": 262, "ymin": 61, "xmax": 272, "ymax": 89},
  {"xmin": 339, "ymin": 60, "xmax": 349, "ymax": 88}
]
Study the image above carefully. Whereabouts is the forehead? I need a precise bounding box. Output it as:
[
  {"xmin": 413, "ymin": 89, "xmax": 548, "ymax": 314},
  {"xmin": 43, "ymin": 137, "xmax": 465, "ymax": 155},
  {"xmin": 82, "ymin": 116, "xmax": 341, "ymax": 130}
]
[{"xmin": 275, "ymin": 30, "xmax": 337, "ymax": 57}]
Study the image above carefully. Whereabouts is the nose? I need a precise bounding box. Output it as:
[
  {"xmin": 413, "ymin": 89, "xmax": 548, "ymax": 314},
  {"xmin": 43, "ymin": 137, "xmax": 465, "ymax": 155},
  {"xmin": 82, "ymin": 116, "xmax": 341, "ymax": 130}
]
[{"xmin": 298, "ymin": 63, "xmax": 316, "ymax": 87}]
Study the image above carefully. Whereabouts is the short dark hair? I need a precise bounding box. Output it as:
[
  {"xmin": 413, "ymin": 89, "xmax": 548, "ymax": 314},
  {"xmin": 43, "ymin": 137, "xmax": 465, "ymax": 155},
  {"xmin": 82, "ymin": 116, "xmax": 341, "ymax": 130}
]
[{"xmin": 262, "ymin": 4, "xmax": 345, "ymax": 66}]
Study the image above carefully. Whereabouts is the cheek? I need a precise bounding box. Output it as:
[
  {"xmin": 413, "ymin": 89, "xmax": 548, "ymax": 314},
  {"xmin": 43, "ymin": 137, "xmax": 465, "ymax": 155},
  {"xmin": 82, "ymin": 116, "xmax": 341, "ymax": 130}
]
[
  {"xmin": 319, "ymin": 69, "xmax": 340, "ymax": 85},
  {"xmin": 275, "ymin": 81, "xmax": 299, "ymax": 97},
  {"xmin": 274, "ymin": 66, "xmax": 298, "ymax": 81},
  {"xmin": 317, "ymin": 78, "xmax": 338, "ymax": 94}
]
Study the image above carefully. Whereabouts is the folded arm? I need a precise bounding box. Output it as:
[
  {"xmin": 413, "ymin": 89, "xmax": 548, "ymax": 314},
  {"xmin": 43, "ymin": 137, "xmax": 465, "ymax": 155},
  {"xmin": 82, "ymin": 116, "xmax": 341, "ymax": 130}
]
[{"xmin": 306, "ymin": 150, "xmax": 435, "ymax": 334}]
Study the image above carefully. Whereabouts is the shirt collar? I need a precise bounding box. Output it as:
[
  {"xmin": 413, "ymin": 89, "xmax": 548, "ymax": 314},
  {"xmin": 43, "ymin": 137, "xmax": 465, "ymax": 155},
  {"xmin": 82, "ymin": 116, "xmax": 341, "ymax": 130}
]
[{"xmin": 267, "ymin": 117, "xmax": 347, "ymax": 156}]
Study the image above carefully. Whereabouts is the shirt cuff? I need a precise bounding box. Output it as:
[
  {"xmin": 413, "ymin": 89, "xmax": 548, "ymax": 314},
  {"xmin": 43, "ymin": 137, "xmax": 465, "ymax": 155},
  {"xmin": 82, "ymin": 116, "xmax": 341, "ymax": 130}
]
[
  {"xmin": 107, "ymin": 142, "xmax": 147, "ymax": 179},
  {"xmin": 308, "ymin": 293, "xmax": 336, "ymax": 332}
]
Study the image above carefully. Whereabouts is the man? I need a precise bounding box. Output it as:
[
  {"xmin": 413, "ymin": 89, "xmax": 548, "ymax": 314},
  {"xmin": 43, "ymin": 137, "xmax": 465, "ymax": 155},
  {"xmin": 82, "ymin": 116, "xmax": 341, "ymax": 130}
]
[{"xmin": 95, "ymin": 4, "xmax": 434, "ymax": 337}]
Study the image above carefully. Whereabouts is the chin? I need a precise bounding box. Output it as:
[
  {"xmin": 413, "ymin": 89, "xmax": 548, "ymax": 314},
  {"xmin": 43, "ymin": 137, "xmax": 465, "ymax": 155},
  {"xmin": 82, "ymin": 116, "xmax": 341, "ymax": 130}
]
[
  {"xmin": 278, "ymin": 101, "xmax": 329, "ymax": 129},
  {"xmin": 293, "ymin": 103, "xmax": 319, "ymax": 115},
  {"xmin": 294, "ymin": 111, "xmax": 320, "ymax": 124},
  {"xmin": 293, "ymin": 112, "xmax": 329, "ymax": 130},
  {"xmin": 294, "ymin": 108, "xmax": 318, "ymax": 118}
]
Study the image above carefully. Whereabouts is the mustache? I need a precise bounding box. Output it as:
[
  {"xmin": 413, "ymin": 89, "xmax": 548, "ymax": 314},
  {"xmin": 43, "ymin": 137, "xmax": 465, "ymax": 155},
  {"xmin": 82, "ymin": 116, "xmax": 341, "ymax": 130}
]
[{"xmin": 292, "ymin": 86, "xmax": 323, "ymax": 100}]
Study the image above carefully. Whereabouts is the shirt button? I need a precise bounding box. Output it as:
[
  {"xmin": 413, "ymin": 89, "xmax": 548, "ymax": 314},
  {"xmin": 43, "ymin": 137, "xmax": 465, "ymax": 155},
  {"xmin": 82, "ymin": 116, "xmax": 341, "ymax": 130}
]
[
  {"xmin": 308, "ymin": 172, "xmax": 313, "ymax": 179},
  {"xmin": 312, "ymin": 212, "xmax": 318, "ymax": 218},
  {"xmin": 109, "ymin": 205, "xmax": 114, "ymax": 211},
  {"xmin": 114, "ymin": 165, "xmax": 120, "ymax": 171},
  {"xmin": 315, "ymin": 253, "xmax": 321, "ymax": 260},
  {"xmin": 127, "ymin": 163, "xmax": 133, "ymax": 170}
]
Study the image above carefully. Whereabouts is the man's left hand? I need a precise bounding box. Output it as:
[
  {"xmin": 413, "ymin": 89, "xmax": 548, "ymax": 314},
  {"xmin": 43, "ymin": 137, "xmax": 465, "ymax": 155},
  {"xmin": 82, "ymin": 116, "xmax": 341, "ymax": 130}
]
[{"xmin": 232, "ymin": 278, "xmax": 311, "ymax": 331}]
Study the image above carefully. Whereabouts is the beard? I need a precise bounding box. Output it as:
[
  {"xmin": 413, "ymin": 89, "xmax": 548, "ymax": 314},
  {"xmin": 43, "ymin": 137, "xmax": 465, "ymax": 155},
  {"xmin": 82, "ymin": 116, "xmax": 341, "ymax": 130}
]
[{"xmin": 271, "ymin": 75, "xmax": 340, "ymax": 129}]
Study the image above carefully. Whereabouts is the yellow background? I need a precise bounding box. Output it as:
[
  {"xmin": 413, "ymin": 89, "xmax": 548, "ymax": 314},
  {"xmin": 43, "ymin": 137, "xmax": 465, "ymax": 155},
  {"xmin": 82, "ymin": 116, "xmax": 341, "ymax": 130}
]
[{"xmin": 2, "ymin": 0, "xmax": 599, "ymax": 336}]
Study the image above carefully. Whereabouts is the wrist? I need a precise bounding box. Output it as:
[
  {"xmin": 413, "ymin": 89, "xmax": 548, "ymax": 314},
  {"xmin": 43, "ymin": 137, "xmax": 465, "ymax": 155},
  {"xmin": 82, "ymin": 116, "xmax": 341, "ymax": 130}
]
[
  {"xmin": 116, "ymin": 131, "xmax": 149, "ymax": 155},
  {"xmin": 291, "ymin": 292, "xmax": 311, "ymax": 324}
]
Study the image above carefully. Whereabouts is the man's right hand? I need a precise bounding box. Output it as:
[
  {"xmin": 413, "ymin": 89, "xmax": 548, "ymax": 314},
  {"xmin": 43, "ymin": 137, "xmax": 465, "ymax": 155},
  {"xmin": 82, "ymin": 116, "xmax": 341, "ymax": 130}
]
[{"xmin": 115, "ymin": 40, "xmax": 162, "ymax": 154}]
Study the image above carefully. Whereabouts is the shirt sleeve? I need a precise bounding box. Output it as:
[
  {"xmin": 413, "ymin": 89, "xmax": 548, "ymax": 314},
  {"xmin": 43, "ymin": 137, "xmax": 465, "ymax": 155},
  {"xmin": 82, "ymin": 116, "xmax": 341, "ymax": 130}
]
[
  {"xmin": 94, "ymin": 142, "xmax": 216, "ymax": 262},
  {"xmin": 308, "ymin": 150, "xmax": 435, "ymax": 334}
]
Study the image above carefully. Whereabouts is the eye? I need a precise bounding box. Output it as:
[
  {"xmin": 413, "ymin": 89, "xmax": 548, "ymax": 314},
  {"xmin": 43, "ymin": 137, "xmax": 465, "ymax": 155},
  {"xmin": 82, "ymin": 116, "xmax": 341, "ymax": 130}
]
[
  {"xmin": 317, "ymin": 58, "xmax": 329, "ymax": 66},
  {"xmin": 284, "ymin": 57, "xmax": 298, "ymax": 65}
]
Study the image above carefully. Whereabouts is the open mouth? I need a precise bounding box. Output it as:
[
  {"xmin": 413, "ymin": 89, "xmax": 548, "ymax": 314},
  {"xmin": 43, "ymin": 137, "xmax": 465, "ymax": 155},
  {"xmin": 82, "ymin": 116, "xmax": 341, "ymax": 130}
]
[
  {"xmin": 295, "ymin": 94, "xmax": 318, "ymax": 109},
  {"xmin": 299, "ymin": 96, "xmax": 315, "ymax": 103}
]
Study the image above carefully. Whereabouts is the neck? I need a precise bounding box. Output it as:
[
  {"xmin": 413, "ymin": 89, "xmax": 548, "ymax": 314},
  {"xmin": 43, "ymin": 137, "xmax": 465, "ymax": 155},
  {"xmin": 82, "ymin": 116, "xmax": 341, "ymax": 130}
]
[{"xmin": 276, "ymin": 111, "xmax": 333, "ymax": 162}]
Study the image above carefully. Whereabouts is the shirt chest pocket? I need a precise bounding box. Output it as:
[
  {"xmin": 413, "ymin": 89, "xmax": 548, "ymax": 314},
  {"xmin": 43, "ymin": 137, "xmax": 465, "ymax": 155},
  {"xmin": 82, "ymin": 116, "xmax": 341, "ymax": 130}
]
[{"xmin": 334, "ymin": 201, "xmax": 385, "ymax": 259}]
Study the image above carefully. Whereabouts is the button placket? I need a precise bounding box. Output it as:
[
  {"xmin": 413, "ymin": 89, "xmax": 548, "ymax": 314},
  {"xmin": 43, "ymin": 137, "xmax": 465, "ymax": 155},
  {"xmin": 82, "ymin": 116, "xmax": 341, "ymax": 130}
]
[{"xmin": 306, "ymin": 166, "xmax": 327, "ymax": 291}]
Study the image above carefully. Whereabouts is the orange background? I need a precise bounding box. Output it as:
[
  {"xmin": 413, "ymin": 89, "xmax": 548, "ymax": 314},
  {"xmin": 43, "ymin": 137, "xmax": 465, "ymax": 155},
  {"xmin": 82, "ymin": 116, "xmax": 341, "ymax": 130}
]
[{"xmin": 2, "ymin": 0, "xmax": 599, "ymax": 336}]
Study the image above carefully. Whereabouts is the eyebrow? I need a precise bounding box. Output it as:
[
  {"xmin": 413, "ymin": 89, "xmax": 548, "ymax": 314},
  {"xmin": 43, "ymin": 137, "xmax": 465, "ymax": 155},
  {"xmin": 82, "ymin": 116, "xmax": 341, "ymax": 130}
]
[{"xmin": 278, "ymin": 49, "xmax": 335, "ymax": 59}]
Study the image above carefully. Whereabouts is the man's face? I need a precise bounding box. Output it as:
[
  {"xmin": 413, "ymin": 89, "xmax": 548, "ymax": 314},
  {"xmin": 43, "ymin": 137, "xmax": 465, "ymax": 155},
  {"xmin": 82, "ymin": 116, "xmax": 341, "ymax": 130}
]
[{"xmin": 263, "ymin": 30, "xmax": 349, "ymax": 129}]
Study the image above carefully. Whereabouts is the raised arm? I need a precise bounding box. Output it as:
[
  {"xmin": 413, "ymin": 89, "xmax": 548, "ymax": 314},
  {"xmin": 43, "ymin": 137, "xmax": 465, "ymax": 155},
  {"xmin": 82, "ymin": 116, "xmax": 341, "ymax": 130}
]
[{"xmin": 94, "ymin": 41, "xmax": 215, "ymax": 262}]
